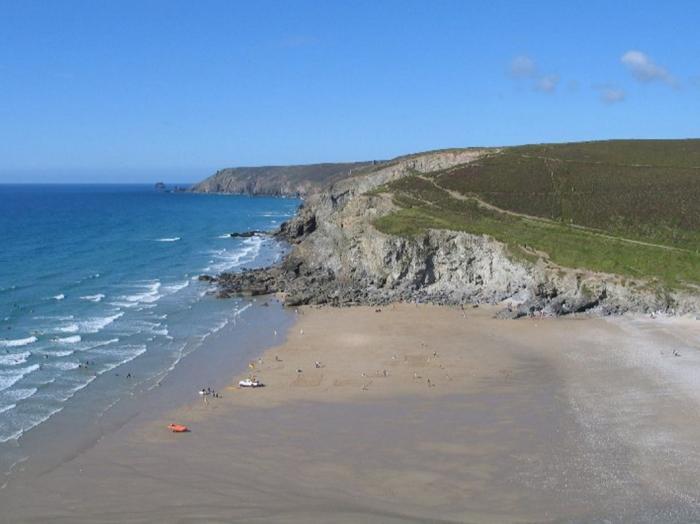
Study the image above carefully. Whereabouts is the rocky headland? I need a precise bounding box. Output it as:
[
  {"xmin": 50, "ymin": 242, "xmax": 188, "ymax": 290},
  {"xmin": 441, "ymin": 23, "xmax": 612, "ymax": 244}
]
[
  {"xmin": 189, "ymin": 161, "xmax": 378, "ymax": 197},
  {"xmin": 197, "ymin": 149, "xmax": 700, "ymax": 317}
]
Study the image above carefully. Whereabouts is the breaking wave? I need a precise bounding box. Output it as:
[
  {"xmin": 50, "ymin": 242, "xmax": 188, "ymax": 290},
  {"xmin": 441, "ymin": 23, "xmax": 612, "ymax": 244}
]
[
  {"xmin": 80, "ymin": 294, "xmax": 105, "ymax": 303},
  {"xmin": 0, "ymin": 336, "xmax": 38, "ymax": 348}
]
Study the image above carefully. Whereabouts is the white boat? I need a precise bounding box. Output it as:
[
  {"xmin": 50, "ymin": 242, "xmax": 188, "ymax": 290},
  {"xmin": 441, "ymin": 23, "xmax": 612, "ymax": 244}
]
[{"xmin": 239, "ymin": 378, "xmax": 263, "ymax": 388}]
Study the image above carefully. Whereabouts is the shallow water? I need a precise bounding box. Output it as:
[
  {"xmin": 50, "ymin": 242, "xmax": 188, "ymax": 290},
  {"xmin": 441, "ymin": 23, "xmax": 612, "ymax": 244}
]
[{"xmin": 0, "ymin": 184, "xmax": 298, "ymax": 455}]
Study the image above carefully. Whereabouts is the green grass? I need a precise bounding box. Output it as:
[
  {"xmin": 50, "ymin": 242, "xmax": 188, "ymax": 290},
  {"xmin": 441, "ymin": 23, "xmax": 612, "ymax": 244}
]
[
  {"xmin": 372, "ymin": 148, "xmax": 700, "ymax": 288},
  {"xmin": 433, "ymin": 140, "xmax": 700, "ymax": 250}
]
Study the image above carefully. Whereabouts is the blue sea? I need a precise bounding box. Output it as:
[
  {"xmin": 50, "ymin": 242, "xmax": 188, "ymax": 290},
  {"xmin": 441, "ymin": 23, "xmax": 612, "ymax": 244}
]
[{"xmin": 0, "ymin": 184, "xmax": 298, "ymax": 445}]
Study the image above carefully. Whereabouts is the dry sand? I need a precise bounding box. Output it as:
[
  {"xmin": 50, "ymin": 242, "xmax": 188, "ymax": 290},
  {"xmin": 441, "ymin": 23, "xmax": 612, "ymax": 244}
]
[{"xmin": 3, "ymin": 304, "xmax": 700, "ymax": 522}]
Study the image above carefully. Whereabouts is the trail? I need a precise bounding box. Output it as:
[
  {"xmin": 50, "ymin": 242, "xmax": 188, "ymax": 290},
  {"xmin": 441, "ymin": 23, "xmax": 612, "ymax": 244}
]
[
  {"xmin": 518, "ymin": 153, "xmax": 700, "ymax": 170},
  {"xmin": 415, "ymin": 174, "xmax": 692, "ymax": 254}
]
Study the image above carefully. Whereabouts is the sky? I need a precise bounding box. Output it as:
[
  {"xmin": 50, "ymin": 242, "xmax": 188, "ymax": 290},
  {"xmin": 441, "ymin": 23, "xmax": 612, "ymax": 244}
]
[{"xmin": 0, "ymin": 0, "xmax": 699, "ymax": 183}]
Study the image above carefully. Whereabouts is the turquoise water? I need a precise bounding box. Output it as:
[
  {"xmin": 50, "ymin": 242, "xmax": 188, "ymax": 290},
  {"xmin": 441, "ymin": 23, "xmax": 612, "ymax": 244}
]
[{"xmin": 0, "ymin": 185, "xmax": 298, "ymax": 443}]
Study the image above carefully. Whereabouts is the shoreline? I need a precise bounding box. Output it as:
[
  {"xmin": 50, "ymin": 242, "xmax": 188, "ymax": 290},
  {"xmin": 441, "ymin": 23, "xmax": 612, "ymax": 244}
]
[
  {"xmin": 0, "ymin": 299, "xmax": 295, "ymax": 490},
  {"xmin": 0, "ymin": 188, "xmax": 301, "ymax": 478},
  {"xmin": 4, "ymin": 303, "xmax": 700, "ymax": 522}
]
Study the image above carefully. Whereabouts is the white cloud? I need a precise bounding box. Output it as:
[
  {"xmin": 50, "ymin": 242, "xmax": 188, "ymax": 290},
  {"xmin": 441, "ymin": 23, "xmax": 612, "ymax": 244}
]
[
  {"xmin": 508, "ymin": 55, "xmax": 559, "ymax": 94},
  {"xmin": 621, "ymin": 50, "xmax": 677, "ymax": 86},
  {"xmin": 598, "ymin": 86, "xmax": 626, "ymax": 104},
  {"xmin": 535, "ymin": 74, "xmax": 559, "ymax": 93},
  {"xmin": 509, "ymin": 55, "xmax": 536, "ymax": 78}
]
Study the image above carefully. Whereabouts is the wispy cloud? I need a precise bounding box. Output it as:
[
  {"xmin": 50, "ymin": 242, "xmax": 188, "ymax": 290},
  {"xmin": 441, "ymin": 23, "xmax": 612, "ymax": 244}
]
[
  {"xmin": 595, "ymin": 85, "xmax": 626, "ymax": 104},
  {"xmin": 535, "ymin": 74, "xmax": 559, "ymax": 93},
  {"xmin": 509, "ymin": 55, "xmax": 536, "ymax": 78},
  {"xmin": 621, "ymin": 50, "xmax": 677, "ymax": 87},
  {"xmin": 508, "ymin": 55, "xmax": 559, "ymax": 94}
]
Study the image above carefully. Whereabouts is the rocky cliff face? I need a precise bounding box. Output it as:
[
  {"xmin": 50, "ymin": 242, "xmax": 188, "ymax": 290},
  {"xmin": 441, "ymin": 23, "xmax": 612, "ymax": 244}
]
[
  {"xmin": 190, "ymin": 162, "xmax": 376, "ymax": 197},
  {"xmin": 205, "ymin": 149, "xmax": 700, "ymax": 316}
]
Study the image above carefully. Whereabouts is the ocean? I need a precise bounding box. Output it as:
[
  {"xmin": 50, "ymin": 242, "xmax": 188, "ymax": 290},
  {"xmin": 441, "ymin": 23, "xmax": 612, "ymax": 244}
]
[{"xmin": 0, "ymin": 184, "xmax": 299, "ymax": 449}]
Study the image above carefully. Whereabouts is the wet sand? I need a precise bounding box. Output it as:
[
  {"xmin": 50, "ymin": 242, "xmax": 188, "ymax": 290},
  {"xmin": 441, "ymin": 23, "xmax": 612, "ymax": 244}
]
[{"xmin": 3, "ymin": 304, "xmax": 700, "ymax": 522}]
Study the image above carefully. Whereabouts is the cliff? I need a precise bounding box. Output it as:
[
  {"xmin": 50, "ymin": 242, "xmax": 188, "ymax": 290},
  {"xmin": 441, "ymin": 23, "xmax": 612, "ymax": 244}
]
[
  {"xmin": 189, "ymin": 161, "xmax": 378, "ymax": 197},
  {"xmin": 201, "ymin": 144, "xmax": 700, "ymax": 316}
]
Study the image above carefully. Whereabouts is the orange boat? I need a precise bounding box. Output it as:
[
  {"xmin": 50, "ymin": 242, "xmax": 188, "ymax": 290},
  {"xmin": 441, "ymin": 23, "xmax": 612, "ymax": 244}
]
[{"xmin": 168, "ymin": 423, "xmax": 189, "ymax": 433}]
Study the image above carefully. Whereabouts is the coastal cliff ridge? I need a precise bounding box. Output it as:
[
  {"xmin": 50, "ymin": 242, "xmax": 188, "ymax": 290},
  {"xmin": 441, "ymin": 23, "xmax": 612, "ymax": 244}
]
[{"xmin": 195, "ymin": 140, "xmax": 700, "ymax": 316}]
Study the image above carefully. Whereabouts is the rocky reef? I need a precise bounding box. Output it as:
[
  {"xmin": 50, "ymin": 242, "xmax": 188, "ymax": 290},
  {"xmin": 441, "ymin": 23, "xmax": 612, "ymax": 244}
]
[{"xmin": 199, "ymin": 149, "xmax": 700, "ymax": 316}]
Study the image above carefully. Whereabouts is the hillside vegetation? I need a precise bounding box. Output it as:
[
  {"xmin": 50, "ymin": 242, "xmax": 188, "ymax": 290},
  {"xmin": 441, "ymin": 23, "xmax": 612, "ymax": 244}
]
[{"xmin": 374, "ymin": 140, "xmax": 700, "ymax": 288}]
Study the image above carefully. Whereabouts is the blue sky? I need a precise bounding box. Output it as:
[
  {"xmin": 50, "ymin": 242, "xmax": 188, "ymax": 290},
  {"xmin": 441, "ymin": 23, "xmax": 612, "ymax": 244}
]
[{"xmin": 1, "ymin": 0, "xmax": 698, "ymax": 182}]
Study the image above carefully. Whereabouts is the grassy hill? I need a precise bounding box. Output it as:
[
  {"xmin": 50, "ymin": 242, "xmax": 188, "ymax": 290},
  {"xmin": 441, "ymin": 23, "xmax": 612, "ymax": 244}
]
[{"xmin": 374, "ymin": 139, "xmax": 700, "ymax": 288}]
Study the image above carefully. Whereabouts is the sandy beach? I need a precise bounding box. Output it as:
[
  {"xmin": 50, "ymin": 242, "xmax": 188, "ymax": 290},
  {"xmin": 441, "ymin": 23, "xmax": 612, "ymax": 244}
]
[{"xmin": 3, "ymin": 303, "xmax": 700, "ymax": 523}]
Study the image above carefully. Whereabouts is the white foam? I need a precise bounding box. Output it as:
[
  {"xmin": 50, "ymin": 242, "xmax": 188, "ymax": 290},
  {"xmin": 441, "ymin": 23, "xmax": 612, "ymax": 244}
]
[
  {"xmin": 48, "ymin": 361, "xmax": 80, "ymax": 371},
  {"xmin": 204, "ymin": 236, "xmax": 264, "ymax": 273},
  {"xmin": 48, "ymin": 350, "xmax": 75, "ymax": 357},
  {"xmin": 2, "ymin": 387, "xmax": 37, "ymax": 404},
  {"xmin": 155, "ymin": 237, "xmax": 181, "ymax": 242},
  {"xmin": 119, "ymin": 281, "xmax": 162, "ymax": 306},
  {"xmin": 57, "ymin": 324, "xmax": 79, "ymax": 334},
  {"xmin": 0, "ymin": 336, "xmax": 37, "ymax": 348},
  {"xmin": 162, "ymin": 280, "xmax": 189, "ymax": 294},
  {"xmin": 135, "ymin": 304, "xmax": 157, "ymax": 311},
  {"xmin": 0, "ymin": 405, "xmax": 63, "ymax": 443},
  {"xmin": 86, "ymin": 338, "xmax": 119, "ymax": 350},
  {"xmin": 80, "ymin": 294, "xmax": 105, "ymax": 303},
  {"xmin": 133, "ymin": 320, "xmax": 161, "ymax": 331},
  {"xmin": 57, "ymin": 335, "xmax": 81, "ymax": 344},
  {"xmin": 61, "ymin": 376, "xmax": 97, "ymax": 399},
  {"xmin": 77, "ymin": 273, "xmax": 101, "ymax": 283},
  {"xmin": 0, "ymin": 351, "xmax": 30, "ymax": 366},
  {"xmin": 153, "ymin": 328, "xmax": 171, "ymax": 339},
  {"xmin": 0, "ymin": 364, "xmax": 40, "ymax": 393},
  {"xmin": 99, "ymin": 344, "xmax": 147, "ymax": 373},
  {"xmin": 0, "ymin": 404, "xmax": 15, "ymax": 415},
  {"xmin": 52, "ymin": 294, "xmax": 65, "ymax": 301},
  {"xmin": 80, "ymin": 312, "xmax": 124, "ymax": 334}
]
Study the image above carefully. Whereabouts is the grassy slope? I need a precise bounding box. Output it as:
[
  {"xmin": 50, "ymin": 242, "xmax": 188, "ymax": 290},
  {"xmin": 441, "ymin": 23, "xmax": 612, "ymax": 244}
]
[{"xmin": 373, "ymin": 140, "xmax": 700, "ymax": 288}]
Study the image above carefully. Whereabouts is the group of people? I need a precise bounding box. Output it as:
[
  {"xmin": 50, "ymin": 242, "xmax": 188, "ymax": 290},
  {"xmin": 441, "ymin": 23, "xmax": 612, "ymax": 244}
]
[{"xmin": 199, "ymin": 387, "xmax": 220, "ymax": 399}]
